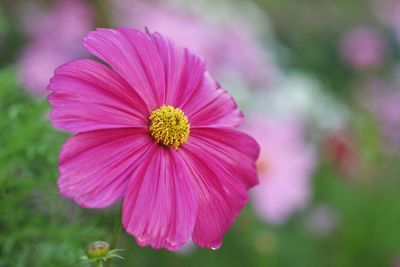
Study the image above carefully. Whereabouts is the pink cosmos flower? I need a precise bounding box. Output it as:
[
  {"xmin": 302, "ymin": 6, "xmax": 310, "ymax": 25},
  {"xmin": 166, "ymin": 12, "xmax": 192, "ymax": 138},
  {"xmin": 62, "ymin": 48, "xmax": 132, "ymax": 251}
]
[
  {"xmin": 340, "ymin": 27, "xmax": 386, "ymax": 70},
  {"xmin": 48, "ymin": 28, "xmax": 259, "ymax": 250},
  {"xmin": 247, "ymin": 118, "xmax": 315, "ymax": 224},
  {"xmin": 18, "ymin": 0, "xmax": 92, "ymax": 96}
]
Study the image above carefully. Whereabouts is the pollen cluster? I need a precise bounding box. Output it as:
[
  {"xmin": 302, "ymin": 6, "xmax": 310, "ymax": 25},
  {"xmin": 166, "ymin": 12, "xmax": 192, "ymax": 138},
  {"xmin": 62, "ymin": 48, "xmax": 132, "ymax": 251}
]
[{"xmin": 149, "ymin": 105, "xmax": 190, "ymax": 149}]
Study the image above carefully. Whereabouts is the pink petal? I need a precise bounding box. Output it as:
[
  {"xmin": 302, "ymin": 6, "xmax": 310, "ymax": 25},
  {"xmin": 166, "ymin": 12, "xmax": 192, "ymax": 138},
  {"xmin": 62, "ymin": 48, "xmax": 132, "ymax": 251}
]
[
  {"xmin": 180, "ymin": 128, "xmax": 259, "ymax": 248},
  {"xmin": 183, "ymin": 73, "xmax": 244, "ymax": 128},
  {"xmin": 83, "ymin": 28, "xmax": 165, "ymax": 110},
  {"xmin": 82, "ymin": 28, "xmax": 242, "ymax": 128},
  {"xmin": 149, "ymin": 32, "xmax": 206, "ymax": 106},
  {"xmin": 122, "ymin": 146, "xmax": 198, "ymax": 250},
  {"xmin": 48, "ymin": 59, "xmax": 148, "ymax": 133},
  {"xmin": 58, "ymin": 128, "xmax": 152, "ymax": 208},
  {"xmin": 149, "ymin": 31, "xmax": 243, "ymax": 128}
]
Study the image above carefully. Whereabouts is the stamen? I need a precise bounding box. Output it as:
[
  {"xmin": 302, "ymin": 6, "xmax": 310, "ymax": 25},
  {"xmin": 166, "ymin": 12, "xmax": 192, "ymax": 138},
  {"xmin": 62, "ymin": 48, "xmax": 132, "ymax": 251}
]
[{"xmin": 149, "ymin": 105, "xmax": 190, "ymax": 149}]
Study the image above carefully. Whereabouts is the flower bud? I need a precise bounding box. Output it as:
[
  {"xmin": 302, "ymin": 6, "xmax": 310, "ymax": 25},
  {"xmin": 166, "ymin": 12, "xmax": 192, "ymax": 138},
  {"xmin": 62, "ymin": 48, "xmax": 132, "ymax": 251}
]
[{"xmin": 86, "ymin": 241, "xmax": 110, "ymax": 259}]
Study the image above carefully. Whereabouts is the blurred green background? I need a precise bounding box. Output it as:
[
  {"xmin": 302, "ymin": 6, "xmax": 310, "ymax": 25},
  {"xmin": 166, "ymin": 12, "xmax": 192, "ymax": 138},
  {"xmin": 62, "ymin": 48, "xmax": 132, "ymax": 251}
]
[{"xmin": 1, "ymin": 0, "xmax": 400, "ymax": 266}]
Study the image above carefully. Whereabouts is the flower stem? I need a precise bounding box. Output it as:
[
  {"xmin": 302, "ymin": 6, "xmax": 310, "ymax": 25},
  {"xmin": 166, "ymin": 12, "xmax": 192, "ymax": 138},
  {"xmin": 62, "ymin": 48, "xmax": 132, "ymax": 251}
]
[
  {"xmin": 111, "ymin": 206, "xmax": 123, "ymax": 249},
  {"xmin": 97, "ymin": 260, "xmax": 103, "ymax": 267},
  {"xmin": 107, "ymin": 206, "xmax": 123, "ymax": 267}
]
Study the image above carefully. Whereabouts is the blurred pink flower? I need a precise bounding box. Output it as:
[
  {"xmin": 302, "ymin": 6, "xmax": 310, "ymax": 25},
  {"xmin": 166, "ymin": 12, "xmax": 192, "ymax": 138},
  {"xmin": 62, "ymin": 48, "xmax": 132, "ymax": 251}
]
[
  {"xmin": 110, "ymin": 0, "xmax": 279, "ymax": 90},
  {"xmin": 303, "ymin": 204, "xmax": 339, "ymax": 237},
  {"xmin": 48, "ymin": 28, "xmax": 259, "ymax": 250},
  {"xmin": 362, "ymin": 79, "xmax": 400, "ymax": 154},
  {"xmin": 340, "ymin": 27, "xmax": 386, "ymax": 70},
  {"xmin": 392, "ymin": 256, "xmax": 400, "ymax": 267},
  {"xmin": 18, "ymin": 0, "xmax": 92, "ymax": 96},
  {"xmin": 372, "ymin": 0, "xmax": 400, "ymax": 41},
  {"xmin": 247, "ymin": 118, "xmax": 315, "ymax": 224}
]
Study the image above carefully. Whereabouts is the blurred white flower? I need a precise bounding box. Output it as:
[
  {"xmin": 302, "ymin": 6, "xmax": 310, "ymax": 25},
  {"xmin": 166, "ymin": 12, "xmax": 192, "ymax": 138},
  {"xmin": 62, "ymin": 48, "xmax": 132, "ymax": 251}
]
[{"xmin": 244, "ymin": 73, "xmax": 349, "ymax": 132}]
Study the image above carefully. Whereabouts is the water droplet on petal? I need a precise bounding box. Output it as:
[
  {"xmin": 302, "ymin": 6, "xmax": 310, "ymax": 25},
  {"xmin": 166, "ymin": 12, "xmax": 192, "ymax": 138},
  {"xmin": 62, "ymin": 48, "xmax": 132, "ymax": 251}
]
[{"xmin": 211, "ymin": 242, "xmax": 222, "ymax": 250}]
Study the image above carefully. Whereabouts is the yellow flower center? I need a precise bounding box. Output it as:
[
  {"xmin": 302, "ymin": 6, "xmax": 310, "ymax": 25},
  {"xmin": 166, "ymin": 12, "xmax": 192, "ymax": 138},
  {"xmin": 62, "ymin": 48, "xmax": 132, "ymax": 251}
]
[{"xmin": 149, "ymin": 105, "xmax": 190, "ymax": 149}]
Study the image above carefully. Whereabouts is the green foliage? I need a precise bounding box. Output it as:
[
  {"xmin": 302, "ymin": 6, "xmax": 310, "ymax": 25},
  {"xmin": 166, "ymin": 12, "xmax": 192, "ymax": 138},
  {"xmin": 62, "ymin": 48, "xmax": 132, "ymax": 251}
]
[{"xmin": 0, "ymin": 68, "xmax": 107, "ymax": 267}]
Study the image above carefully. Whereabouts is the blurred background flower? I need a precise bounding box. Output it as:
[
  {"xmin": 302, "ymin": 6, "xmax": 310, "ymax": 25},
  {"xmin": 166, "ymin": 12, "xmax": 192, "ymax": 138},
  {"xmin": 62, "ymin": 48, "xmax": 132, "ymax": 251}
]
[
  {"xmin": 303, "ymin": 203, "xmax": 339, "ymax": 238},
  {"xmin": 110, "ymin": 0, "xmax": 281, "ymax": 92},
  {"xmin": 17, "ymin": 0, "xmax": 93, "ymax": 96},
  {"xmin": 340, "ymin": 27, "xmax": 386, "ymax": 70},
  {"xmin": 360, "ymin": 78, "xmax": 400, "ymax": 154},
  {"xmin": 248, "ymin": 118, "xmax": 315, "ymax": 224}
]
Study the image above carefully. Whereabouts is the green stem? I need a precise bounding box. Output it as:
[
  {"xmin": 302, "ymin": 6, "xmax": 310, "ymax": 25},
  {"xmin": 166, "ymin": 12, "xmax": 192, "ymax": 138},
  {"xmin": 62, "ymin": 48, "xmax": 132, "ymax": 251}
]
[
  {"xmin": 107, "ymin": 205, "xmax": 123, "ymax": 267},
  {"xmin": 97, "ymin": 260, "xmax": 103, "ymax": 267},
  {"xmin": 110, "ymin": 207, "xmax": 123, "ymax": 249}
]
